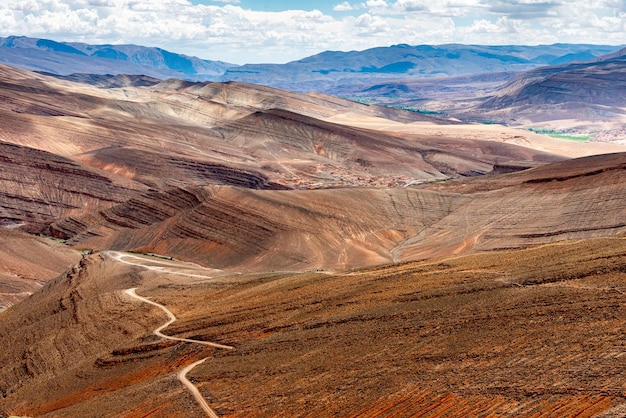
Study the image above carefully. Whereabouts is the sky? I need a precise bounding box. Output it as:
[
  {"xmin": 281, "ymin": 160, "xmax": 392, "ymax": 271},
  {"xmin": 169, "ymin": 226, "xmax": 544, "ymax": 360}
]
[{"xmin": 0, "ymin": 0, "xmax": 624, "ymax": 64}]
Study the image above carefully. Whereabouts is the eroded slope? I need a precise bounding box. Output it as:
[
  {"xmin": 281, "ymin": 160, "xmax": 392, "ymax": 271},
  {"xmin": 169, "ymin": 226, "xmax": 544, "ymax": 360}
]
[
  {"xmin": 0, "ymin": 141, "xmax": 147, "ymax": 228},
  {"xmin": 1, "ymin": 238, "xmax": 625, "ymax": 416},
  {"xmin": 50, "ymin": 186, "xmax": 462, "ymax": 271},
  {"xmin": 0, "ymin": 229, "xmax": 81, "ymax": 311},
  {"xmin": 0, "ymin": 63, "xmax": 569, "ymax": 192},
  {"xmin": 48, "ymin": 152, "xmax": 626, "ymax": 272}
]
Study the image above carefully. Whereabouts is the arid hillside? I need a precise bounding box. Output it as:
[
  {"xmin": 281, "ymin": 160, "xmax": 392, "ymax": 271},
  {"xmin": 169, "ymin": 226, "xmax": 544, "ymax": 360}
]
[
  {"xmin": 1, "ymin": 63, "xmax": 626, "ymax": 302},
  {"xmin": 471, "ymin": 47, "xmax": 626, "ymax": 130},
  {"xmin": 0, "ymin": 63, "xmax": 575, "ymax": 194},
  {"xmin": 0, "ymin": 141, "xmax": 147, "ymax": 228},
  {"xmin": 0, "ymin": 237, "xmax": 625, "ymax": 417},
  {"xmin": 1, "ymin": 62, "xmax": 626, "ymax": 417},
  {"xmin": 0, "ymin": 229, "xmax": 81, "ymax": 311},
  {"xmin": 45, "ymin": 152, "xmax": 626, "ymax": 273}
]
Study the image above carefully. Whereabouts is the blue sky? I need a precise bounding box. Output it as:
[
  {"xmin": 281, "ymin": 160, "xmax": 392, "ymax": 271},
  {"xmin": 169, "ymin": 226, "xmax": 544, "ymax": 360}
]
[
  {"xmin": 0, "ymin": 1, "xmax": 624, "ymax": 64},
  {"xmin": 191, "ymin": 1, "xmax": 355, "ymax": 15}
]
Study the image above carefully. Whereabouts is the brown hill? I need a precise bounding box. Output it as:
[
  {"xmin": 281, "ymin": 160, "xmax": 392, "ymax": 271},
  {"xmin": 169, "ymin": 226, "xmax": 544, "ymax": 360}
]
[
  {"xmin": 0, "ymin": 237, "xmax": 625, "ymax": 416},
  {"xmin": 470, "ymin": 50, "xmax": 626, "ymax": 129},
  {"xmin": 0, "ymin": 63, "xmax": 579, "ymax": 304},
  {"xmin": 0, "ymin": 141, "xmax": 147, "ymax": 229},
  {"xmin": 0, "ymin": 229, "xmax": 81, "ymax": 312},
  {"xmin": 1, "ymin": 63, "xmax": 626, "ymax": 417},
  {"xmin": 0, "ymin": 63, "xmax": 563, "ymax": 190},
  {"xmin": 45, "ymin": 152, "xmax": 626, "ymax": 273}
]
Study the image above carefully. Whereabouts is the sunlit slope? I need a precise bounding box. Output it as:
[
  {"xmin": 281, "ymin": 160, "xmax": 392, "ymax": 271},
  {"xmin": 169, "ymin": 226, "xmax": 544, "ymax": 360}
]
[
  {"xmin": 0, "ymin": 64, "xmax": 565, "ymax": 192},
  {"xmin": 0, "ymin": 229, "xmax": 81, "ymax": 311},
  {"xmin": 403, "ymin": 151, "xmax": 626, "ymax": 259},
  {"xmin": 50, "ymin": 152, "xmax": 626, "ymax": 272},
  {"xmin": 50, "ymin": 187, "xmax": 463, "ymax": 271}
]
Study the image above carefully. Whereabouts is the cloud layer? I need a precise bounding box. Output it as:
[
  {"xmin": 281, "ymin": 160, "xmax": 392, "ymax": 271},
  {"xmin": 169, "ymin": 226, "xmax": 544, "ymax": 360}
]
[{"xmin": 0, "ymin": 0, "xmax": 624, "ymax": 63}]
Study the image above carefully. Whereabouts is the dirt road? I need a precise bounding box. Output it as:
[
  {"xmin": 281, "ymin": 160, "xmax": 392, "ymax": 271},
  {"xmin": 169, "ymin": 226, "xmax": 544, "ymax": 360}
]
[
  {"xmin": 124, "ymin": 288, "xmax": 234, "ymax": 350},
  {"xmin": 116, "ymin": 251, "xmax": 233, "ymax": 417},
  {"xmin": 106, "ymin": 251, "xmax": 221, "ymax": 280},
  {"xmin": 124, "ymin": 287, "xmax": 233, "ymax": 416},
  {"xmin": 177, "ymin": 358, "xmax": 220, "ymax": 418}
]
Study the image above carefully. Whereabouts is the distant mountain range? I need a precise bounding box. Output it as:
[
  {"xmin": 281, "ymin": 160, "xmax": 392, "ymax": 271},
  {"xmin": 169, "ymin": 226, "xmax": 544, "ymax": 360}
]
[
  {"xmin": 321, "ymin": 45, "xmax": 626, "ymax": 131},
  {"xmin": 0, "ymin": 35, "xmax": 236, "ymax": 80},
  {"xmin": 0, "ymin": 36, "xmax": 622, "ymax": 91},
  {"xmin": 220, "ymin": 43, "xmax": 622, "ymax": 91},
  {"xmin": 469, "ymin": 46, "xmax": 626, "ymax": 128}
]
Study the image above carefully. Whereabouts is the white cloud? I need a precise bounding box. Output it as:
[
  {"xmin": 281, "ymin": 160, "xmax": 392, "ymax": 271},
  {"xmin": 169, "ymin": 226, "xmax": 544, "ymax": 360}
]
[
  {"xmin": 0, "ymin": 0, "xmax": 623, "ymax": 64},
  {"xmin": 354, "ymin": 12, "xmax": 391, "ymax": 33},
  {"xmin": 366, "ymin": 0, "xmax": 388, "ymax": 7},
  {"xmin": 333, "ymin": 1, "xmax": 356, "ymax": 11},
  {"xmin": 395, "ymin": 0, "xmax": 429, "ymax": 12}
]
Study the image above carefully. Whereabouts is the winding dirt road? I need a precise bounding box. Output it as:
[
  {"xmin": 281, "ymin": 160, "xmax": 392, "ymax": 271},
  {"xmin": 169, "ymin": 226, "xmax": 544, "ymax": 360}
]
[
  {"xmin": 116, "ymin": 251, "xmax": 234, "ymax": 417},
  {"xmin": 177, "ymin": 358, "xmax": 218, "ymax": 418},
  {"xmin": 124, "ymin": 288, "xmax": 234, "ymax": 351},
  {"xmin": 107, "ymin": 251, "xmax": 222, "ymax": 280}
]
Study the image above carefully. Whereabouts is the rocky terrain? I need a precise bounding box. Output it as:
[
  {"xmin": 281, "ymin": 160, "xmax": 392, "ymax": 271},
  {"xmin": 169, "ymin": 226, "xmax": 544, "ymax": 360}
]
[
  {"xmin": 0, "ymin": 237, "xmax": 625, "ymax": 417},
  {"xmin": 0, "ymin": 61, "xmax": 625, "ymax": 417}
]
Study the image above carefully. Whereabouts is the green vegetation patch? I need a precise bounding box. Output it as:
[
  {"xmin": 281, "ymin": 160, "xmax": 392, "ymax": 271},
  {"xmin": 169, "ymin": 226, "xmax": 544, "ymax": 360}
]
[
  {"xmin": 528, "ymin": 127, "xmax": 592, "ymax": 142},
  {"xmin": 388, "ymin": 105, "xmax": 442, "ymax": 115},
  {"xmin": 340, "ymin": 97, "xmax": 441, "ymax": 115}
]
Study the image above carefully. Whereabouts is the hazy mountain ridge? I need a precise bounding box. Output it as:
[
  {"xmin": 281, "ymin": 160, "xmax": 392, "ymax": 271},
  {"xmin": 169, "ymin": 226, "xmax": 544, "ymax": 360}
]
[
  {"xmin": 0, "ymin": 36, "xmax": 622, "ymax": 91},
  {"xmin": 0, "ymin": 35, "xmax": 237, "ymax": 80},
  {"xmin": 220, "ymin": 43, "xmax": 622, "ymax": 91},
  {"xmin": 466, "ymin": 47, "xmax": 626, "ymax": 128}
]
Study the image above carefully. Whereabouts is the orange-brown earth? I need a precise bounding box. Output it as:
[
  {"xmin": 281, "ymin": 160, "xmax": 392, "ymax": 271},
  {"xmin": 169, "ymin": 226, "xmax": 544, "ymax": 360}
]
[
  {"xmin": 0, "ymin": 237, "xmax": 625, "ymax": 417},
  {"xmin": 0, "ymin": 229, "xmax": 81, "ymax": 311},
  {"xmin": 1, "ymin": 63, "xmax": 626, "ymax": 417}
]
